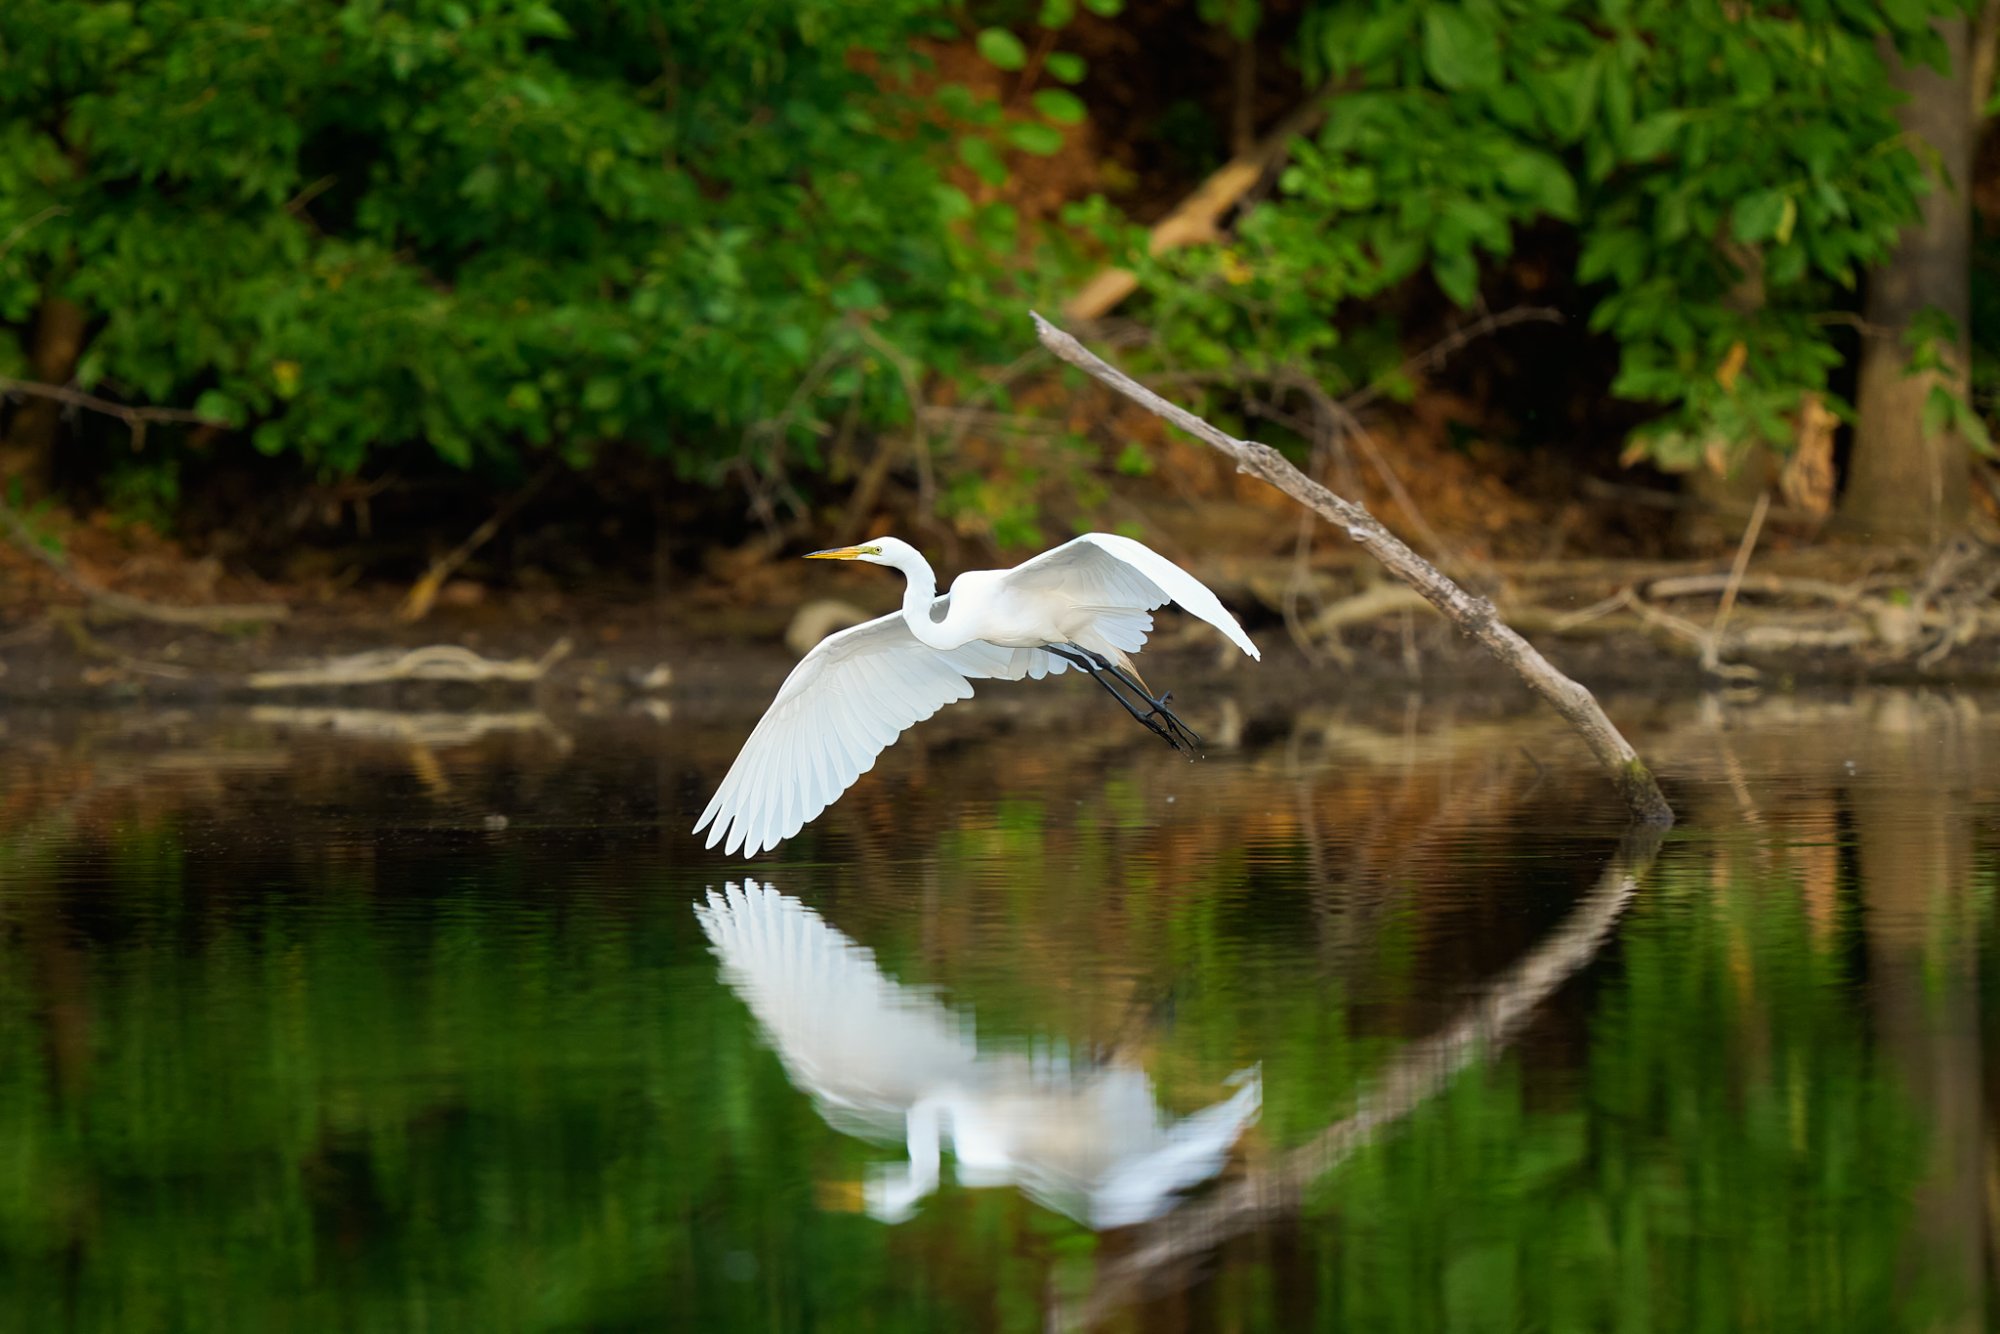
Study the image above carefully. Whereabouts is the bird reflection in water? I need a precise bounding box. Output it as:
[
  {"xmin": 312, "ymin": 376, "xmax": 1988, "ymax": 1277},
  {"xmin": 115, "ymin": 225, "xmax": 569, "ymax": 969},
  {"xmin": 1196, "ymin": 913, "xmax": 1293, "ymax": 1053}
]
[{"xmin": 696, "ymin": 881, "xmax": 1260, "ymax": 1228}]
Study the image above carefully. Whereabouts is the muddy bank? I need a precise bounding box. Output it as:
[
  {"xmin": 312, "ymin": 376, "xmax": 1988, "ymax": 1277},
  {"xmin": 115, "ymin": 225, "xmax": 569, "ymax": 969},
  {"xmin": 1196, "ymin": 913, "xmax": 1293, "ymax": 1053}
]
[{"xmin": 5, "ymin": 528, "xmax": 2000, "ymax": 715}]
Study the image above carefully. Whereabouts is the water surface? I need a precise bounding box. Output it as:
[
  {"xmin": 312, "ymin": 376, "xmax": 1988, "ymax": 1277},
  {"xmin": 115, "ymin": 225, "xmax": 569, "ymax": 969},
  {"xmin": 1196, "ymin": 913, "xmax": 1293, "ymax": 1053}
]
[{"xmin": 0, "ymin": 686, "xmax": 1990, "ymax": 1331}]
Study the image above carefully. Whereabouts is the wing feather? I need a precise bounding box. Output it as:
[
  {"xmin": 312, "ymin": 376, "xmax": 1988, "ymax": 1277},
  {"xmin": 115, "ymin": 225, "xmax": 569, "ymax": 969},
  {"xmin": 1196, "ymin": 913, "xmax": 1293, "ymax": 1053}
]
[
  {"xmin": 1003, "ymin": 532, "xmax": 1260, "ymax": 660},
  {"xmin": 696, "ymin": 605, "xmax": 1026, "ymax": 858}
]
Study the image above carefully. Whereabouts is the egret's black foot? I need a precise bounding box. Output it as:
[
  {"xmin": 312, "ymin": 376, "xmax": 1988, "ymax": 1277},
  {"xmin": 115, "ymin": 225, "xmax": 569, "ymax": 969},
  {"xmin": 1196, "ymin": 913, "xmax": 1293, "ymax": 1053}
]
[{"xmin": 1144, "ymin": 691, "xmax": 1203, "ymax": 755}]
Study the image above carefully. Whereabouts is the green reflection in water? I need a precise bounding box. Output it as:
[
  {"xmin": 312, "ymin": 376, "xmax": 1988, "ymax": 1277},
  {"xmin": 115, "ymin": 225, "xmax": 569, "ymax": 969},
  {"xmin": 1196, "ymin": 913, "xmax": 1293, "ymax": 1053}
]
[{"xmin": 0, "ymin": 699, "xmax": 1986, "ymax": 1332}]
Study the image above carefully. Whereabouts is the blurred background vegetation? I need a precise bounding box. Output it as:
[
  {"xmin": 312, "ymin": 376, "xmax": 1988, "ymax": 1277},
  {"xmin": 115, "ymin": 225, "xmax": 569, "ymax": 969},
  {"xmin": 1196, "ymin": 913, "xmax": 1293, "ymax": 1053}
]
[{"xmin": 5, "ymin": 0, "xmax": 2000, "ymax": 597}]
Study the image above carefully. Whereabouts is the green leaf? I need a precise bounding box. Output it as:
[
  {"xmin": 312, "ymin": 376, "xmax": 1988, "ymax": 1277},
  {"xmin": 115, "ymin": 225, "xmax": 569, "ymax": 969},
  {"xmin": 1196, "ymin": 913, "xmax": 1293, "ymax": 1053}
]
[
  {"xmin": 1045, "ymin": 52, "xmax": 1087, "ymax": 84},
  {"xmin": 1499, "ymin": 150, "xmax": 1578, "ymax": 220},
  {"xmin": 1080, "ymin": 0, "xmax": 1123, "ymax": 13},
  {"xmin": 830, "ymin": 276, "xmax": 883, "ymax": 310},
  {"xmin": 1439, "ymin": 198, "xmax": 1511, "ymax": 255},
  {"xmin": 934, "ymin": 184, "xmax": 974, "ymax": 221},
  {"xmin": 1031, "ymin": 89, "xmax": 1087, "ymax": 125},
  {"xmin": 1537, "ymin": 58, "xmax": 1599, "ymax": 142},
  {"xmin": 518, "ymin": 4, "xmax": 570, "ymax": 38},
  {"xmin": 1774, "ymin": 197, "xmax": 1799, "ymax": 246},
  {"xmin": 193, "ymin": 390, "xmax": 243, "ymax": 427},
  {"xmin": 1008, "ymin": 122, "xmax": 1065, "ymax": 155},
  {"xmin": 976, "ymin": 27, "xmax": 1028, "ymax": 71},
  {"xmin": 1432, "ymin": 243, "xmax": 1479, "ymax": 307},
  {"xmin": 1038, "ymin": 0, "xmax": 1076, "ymax": 25},
  {"xmin": 1625, "ymin": 111, "xmax": 1684, "ymax": 161},
  {"xmin": 958, "ymin": 135, "xmax": 1008, "ymax": 185},
  {"xmin": 1731, "ymin": 189, "xmax": 1790, "ymax": 244},
  {"xmin": 1422, "ymin": 6, "xmax": 1500, "ymax": 92},
  {"xmin": 1352, "ymin": 7, "xmax": 1417, "ymax": 68}
]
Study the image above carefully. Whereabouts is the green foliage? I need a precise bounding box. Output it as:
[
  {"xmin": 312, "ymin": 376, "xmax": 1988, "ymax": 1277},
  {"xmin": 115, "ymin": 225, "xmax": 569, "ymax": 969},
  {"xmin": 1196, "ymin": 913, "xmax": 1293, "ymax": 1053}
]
[
  {"xmin": 1125, "ymin": 0, "xmax": 1972, "ymax": 470},
  {"xmin": 0, "ymin": 0, "xmax": 1060, "ymax": 489}
]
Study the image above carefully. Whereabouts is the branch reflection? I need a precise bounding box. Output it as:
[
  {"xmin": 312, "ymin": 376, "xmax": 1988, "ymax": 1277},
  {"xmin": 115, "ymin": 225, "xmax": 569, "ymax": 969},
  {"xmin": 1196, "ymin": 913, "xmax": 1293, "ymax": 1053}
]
[{"xmin": 1065, "ymin": 827, "xmax": 1662, "ymax": 1328}]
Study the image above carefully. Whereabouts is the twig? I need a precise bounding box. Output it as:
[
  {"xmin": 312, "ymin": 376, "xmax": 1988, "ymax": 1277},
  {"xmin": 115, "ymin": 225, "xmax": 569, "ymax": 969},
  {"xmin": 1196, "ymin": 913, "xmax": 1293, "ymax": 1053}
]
[
  {"xmin": 396, "ymin": 462, "xmax": 556, "ymax": 622},
  {"xmin": 0, "ymin": 497, "xmax": 289, "ymax": 627},
  {"xmin": 0, "ymin": 376, "xmax": 228, "ymax": 453},
  {"xmin": 1703, "ymin": 490, "xmax": 1769, "ymax": 673},
  {"xmin": 1645, "ymin": 572, "xmax": 1859, "ymax": 605},
  {"xmin": 1302, "ymin": 582, "xmax": 1432, "ymax": 638},
  {"xmin": 1033, "ymin": 313, "xmax": 1673, "ymax": 828},
  {"xmin": 1550, "ymin": 591, "xmax": 1629, "ymax": 633},
  {"xmin": 0, "ymin": 206, "xmax": 67, "ymax": 264}
]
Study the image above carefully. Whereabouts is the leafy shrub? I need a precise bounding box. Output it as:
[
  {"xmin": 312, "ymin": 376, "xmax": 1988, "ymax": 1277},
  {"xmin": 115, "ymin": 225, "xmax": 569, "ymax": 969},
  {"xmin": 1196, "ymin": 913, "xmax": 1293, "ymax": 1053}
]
[
  {"xmin": 0, "ymin": 0, "xmax": 1059, "ymax": 493},
  {"xmin": 1126, "ymin": 0, "xmax": 1969, "ymax": 472}
]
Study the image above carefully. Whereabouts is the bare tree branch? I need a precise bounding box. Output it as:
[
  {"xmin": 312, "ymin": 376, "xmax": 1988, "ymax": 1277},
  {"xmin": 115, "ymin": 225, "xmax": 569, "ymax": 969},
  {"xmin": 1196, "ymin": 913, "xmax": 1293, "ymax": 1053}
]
[
  {"xmin": 1032, "ymin": 312, "xmax": 1673, "ymax": 828},
  {"xmin": 0, "ymin": 375, "xmax": 229, "ymax": 453}
]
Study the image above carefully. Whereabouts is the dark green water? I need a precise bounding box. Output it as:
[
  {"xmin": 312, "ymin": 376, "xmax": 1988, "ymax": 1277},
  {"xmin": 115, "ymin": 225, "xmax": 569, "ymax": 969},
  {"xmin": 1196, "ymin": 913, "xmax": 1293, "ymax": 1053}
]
[{"xmin": 0, "ymin": 688, "xmax": 1991, "ymax": 1331}]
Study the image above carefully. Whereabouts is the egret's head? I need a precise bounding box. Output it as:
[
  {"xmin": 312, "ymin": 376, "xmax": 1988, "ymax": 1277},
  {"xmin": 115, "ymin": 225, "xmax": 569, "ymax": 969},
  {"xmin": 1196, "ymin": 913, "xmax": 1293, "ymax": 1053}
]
[{"xmin": 804, "ymin": 536, "xmax": 914, "ymax": 568}]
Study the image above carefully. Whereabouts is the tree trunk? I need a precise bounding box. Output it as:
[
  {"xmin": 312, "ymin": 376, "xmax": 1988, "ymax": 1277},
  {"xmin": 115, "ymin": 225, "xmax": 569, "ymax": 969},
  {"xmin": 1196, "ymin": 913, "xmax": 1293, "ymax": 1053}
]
[
  {"xmin": 1842, "ymin": 19, "xmax": 1976, "ymax": 544},
  {"xmin": 0, "ymin": 293, "xmax": 88, "ymax": 496}
]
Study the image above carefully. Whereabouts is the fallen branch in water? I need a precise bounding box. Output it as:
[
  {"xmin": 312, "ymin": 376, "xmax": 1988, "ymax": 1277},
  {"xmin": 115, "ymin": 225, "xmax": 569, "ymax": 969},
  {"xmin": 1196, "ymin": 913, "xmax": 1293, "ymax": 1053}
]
[
  {"xmin": 0, "ymin": 497, "xmax": 289, "ymax": 627},
  {"xmin": 1032, "ymin": 313, "xmax": 1675, "ymax": 828},
  {"xmin": 246, "ymin": 638, "xmax": 571, "ymax": 690},
  {"xmin": 249, "ymin": 704, "xmax": 565, "ymax": 747}
]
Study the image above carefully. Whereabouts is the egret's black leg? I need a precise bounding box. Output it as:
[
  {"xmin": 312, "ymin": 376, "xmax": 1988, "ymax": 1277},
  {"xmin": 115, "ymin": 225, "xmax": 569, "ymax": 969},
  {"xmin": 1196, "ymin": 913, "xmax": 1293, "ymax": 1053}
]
[
  {"xmin": 1076, "ymin": 648, "xmax": 1203, "ymax": 751},
  {"xmin": 1047, "ymin": 645, "xmax": 1201, "ymax": 755},
  {"xmin": 1047, "ymin": 645, "xmax": 1183, "ymax": 748}
]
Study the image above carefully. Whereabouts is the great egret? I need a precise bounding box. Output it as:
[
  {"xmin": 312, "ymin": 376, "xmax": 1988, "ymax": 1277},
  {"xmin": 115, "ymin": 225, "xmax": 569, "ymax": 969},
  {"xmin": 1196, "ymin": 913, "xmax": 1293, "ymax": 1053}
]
[
  {"xmin": 696, "ymin": 880, "xmax": 1261, "ymax": 1228},
  {"xmin": 695, "ymin": 532, "xmax": 1259, "ymax": 858}
]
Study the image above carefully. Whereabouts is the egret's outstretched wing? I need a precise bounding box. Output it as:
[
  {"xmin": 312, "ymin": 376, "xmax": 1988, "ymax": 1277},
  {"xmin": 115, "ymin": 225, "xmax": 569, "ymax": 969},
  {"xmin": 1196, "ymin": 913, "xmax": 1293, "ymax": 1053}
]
[
  {"xmin": 696, "ymin": 881, "xmax": 981, "ymax": 1138},
  {"xmin": 1003, "ymin": 532, "xmax": 1260, "ymax": 660},
  {"xmin": 695, "ymin": 603, "xmax": 1056, "ymax": 858}
]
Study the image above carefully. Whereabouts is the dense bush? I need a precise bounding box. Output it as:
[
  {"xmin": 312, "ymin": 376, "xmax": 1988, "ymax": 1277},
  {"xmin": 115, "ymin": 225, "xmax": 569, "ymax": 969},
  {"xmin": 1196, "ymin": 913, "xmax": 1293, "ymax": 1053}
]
[
  {"xmin": 1130, "ymin": 0, "xmax": 1977, "ymax": 474},
  {"xmin": 0, "ymin": 0, "xmax": 1064, "ymax": 494},
  {"xmin": 2, "ymin": 0, "xmax": 1990, "ymax": 535}
]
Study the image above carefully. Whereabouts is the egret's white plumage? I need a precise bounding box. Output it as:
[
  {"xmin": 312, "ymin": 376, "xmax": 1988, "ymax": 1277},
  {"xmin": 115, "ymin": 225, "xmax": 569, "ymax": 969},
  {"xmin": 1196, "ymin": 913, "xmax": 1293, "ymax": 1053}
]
[
  {"xmin": 696, "ymin": 880, "xmax": 1261, "ymax": 1228},
  {"xmin": 695, "ymin": 533, "xmax": 1259, "ymax": 858}
]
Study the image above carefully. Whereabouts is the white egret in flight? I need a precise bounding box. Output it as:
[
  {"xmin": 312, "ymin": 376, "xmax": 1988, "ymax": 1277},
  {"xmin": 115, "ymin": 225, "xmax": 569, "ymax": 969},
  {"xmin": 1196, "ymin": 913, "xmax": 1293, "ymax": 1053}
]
[
  {"xmin": 695, "ymin": 532, "xmax": 1260, "ymax": 858},
  {"xmin": 696, "ymin": 880, "xmax": 1261, "ymax": 1228}
]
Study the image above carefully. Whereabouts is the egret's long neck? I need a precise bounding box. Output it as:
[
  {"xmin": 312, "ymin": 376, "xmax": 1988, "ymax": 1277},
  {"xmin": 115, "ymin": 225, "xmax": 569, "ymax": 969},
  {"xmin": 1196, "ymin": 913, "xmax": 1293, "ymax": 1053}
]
[{"xmin": 888, "ymin": 549, "xmax": 956, "ymax": 650}]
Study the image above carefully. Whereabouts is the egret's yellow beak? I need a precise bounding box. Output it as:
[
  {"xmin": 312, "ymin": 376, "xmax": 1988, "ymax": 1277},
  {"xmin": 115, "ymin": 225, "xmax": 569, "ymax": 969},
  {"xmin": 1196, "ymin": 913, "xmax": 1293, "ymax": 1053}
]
[{"xmin": 804, "ymin": 545, "xmax": 869, "ymax": 560}]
